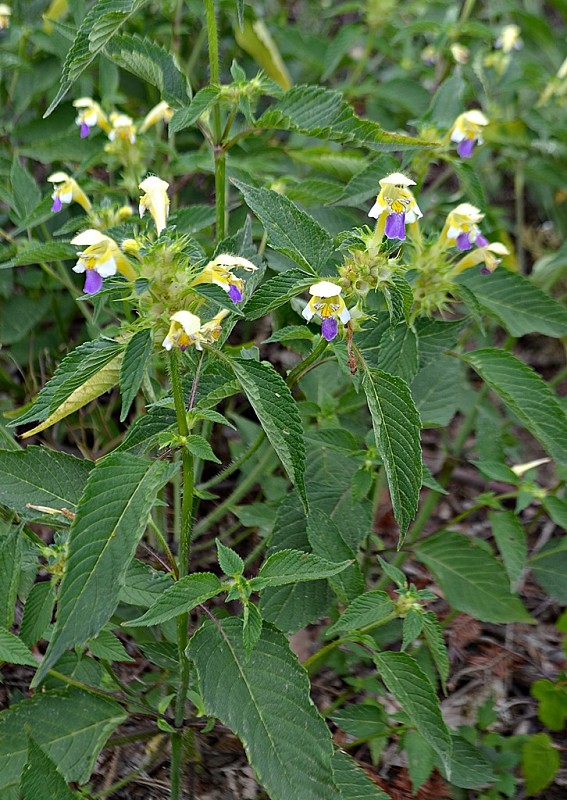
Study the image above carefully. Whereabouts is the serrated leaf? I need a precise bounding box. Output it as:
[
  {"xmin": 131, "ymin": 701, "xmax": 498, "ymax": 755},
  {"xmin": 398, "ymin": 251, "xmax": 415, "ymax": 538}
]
[
  {"xmin": 384, "ymin": 276, "xmax": 414, "ymax": 326},
  {"xmin": 118, "ymin": 559, "xmax": 174, "ymax": 607},
  {"xmin": 230, "ymin": 358, "xmax": 307, "ymax": 509},
  {"xmin": 9, "ymin": 158, "xmax": 41, "ymax": 223},
  {"xmin": 104, "ymin": 33, "xmax": 190, "ymax": 106},
  {"xmin": 88, "ymin": 629, "xmax": 134, "ymax": 662},
  {"xmin": 522, "ymin": 733, "xmax": 560, "ymax": 796},
  {"xmin": 185, "ymin": 434, "xmax": 221, "ymax": 463},
  {"xmin": 0, "ymin": 688, "xmax": 126, "ymax": 793},
  {"xmin": 0, "ymin": 526, "xmax": 22, "ymax": 629},
  {"xmin": 256, "ymin": 85, "xmax": 431, "ymax": 151},
  {"xmin": 411, "ymin": 356, "xmax": 464, "ymax": 428},
  {"xmin": 530, "ymin": 537, "xmax": 567, "ymax": 603},
  {"xmin": 403, "ymin": 731, "xmax": 435, "ymax": 793},
  {"xmin": 377, "ymin": 324, "xmax": 419, "ymax": 382},
  {"xmin": 32, "ymin": 454, "xmax": 176, "ymax": 685},
  {"xmin": 326, "ymin": 590, "xmax": 395, "ymax": 637},
  {"xmin": 243, "ymin": 602, "xmax": 263, "ymax": 656},
  {"xmin": 362, "ymin": 369, "xmax": 422, "ymax": 541},
  {"xmin": 0, "ymin": 242, "xmax": 79, "ymax": 270},
  {"xmin": 377, "ymin": 555, "xmax": 407, "ymax": 588},
  {"xmin": 435, "ymin": 735, "xmax": 495, "ymax": 789},
  {"xmin": 169, "ymin": 86, "xmax": 220, "ymax": 133},
  {"xmin": 233, "ymin": 180, "xmax": 334, "ymax": 274},
  {"xmin": 414, "ymin": 317, "xmax": 467, "ymax": 367},
  {"xmin": 117, "ymin": 406, "xmax": 177, "ymax": 453},
  {"xmin": 333, "ymin": 155, "xmax": 398, "ymax": 208},
  {"xmin": 463, "ymin": 348, "xmax": 567, "ymax": 465},
  {"xmin": 426, "ymin": 71, "xmax": 464, "ymax": 127},
  {"xmin": 119, "ymin": 328, "xmax": 153, "ymax": 422},
  {"xmin": 243, "ymin": 268, "xmax": 314, "ymax": 320},
  {"xmin": 0, "ymin": 628, "xmax": 37, "ymax": 666},
  {"xmin": 12, "ymin": 339, "xmax": 123, "ymax": 428},
  {"xmin": 415, "ymin": 530, "xmax": 532, "ymax": 623},
  {"xmin": 124, "ymin": 572, "xmax": 223, "ymax": 627},
  {"xmin": 189, "ymin": 619, "xmax": 336, "ymax": 800},
  {"xmin": 250, "ymin": 549, "xmax": 351, "ymax": 590},
  {"xmin": 306, "ymin": 510, "xmax": 364, "ymax": 603},
  {"xmin": 216, "ymin": 540, "xmax": 244, "ymax": 577},
  {"xmin": 373, "ymin": 651, "xmax": 452, "ymax": 775},
  {"xmin": 0, "ymin": 447, "xmax": 93, "ymax": 521},
  {"xmin": 401, "ymin": 609, "xmax": 423, "ymax": 651},
  {"xmin": 457, "ymin": 269, "xmax": 567, "ymax": 337},
  {"xmin": 21, "ymin": 736, "xmax": 78, "ymax": 800},
  {"xmin": 421, "ymin": 611, "xmax": 449, "ymax": 692},
  {"xmin": 489, "ymin": 510, "xmax": 527, "ymax": 587},
  {"xmin": 45, "ymin": 0, "xmax": 151, "ymax": 116},
  {"xmin": 332, "ymin": 750, "xmax": 390, "ymax": 800},
  {"xmin": 20, "ymin": 581, "xmax": 56, "ymax": 646}
]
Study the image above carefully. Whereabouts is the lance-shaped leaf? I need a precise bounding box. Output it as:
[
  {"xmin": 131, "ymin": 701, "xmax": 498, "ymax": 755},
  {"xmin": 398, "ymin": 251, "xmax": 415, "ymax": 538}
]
[
  {"xmin": 373, "ymin": 651, "xmax": 452, "ymax": 776},
  {"xmin": 169, "ymin": 86, "xmax": 220, "ymax": 133},
  {"xmin": 0, "ymin": 241, "xmax": 77, "ymax": 269},
  {"xmin": 332, "ymin": 750, "xmax": 390, "ymax": 800},
  {"xmin": 0, "ymin": 688, "xmax": 126, "ymax": 793},
  {"xmin": 0, "ymin": 447, "xmax": 93, "ymax": 521},
  {"xmin": 32, "ymin": 454, "xmax": 176, "ymax": 685},
  {"xmin": 0, "ymin": 524, "xmax": 21, "ymax": 629},
  {"xmin": 249, "ymin": 549, "xmax": 352, "ymax": 591},
  {"xmin": 21, "ymin": 735, "xmax": 78, "ymax": 800},
  {"xmin": 325, "ymin": 590, "xmax": 395, "ymax": 637},
  {"xmin": 45, "ymin": 0, "xmax": 151, "ymax": 116},
  {"xmin": 362, "ymin": 369, "xmax": 422, "ymax": 542},
  {"xmin": 230, "ymin": 358, "xmax": 307, "ymax": 509},
  {"xmin": 463, "ymin": 348, "xmax": 567, "ymax": 465},
  {"xmin": 243, "ymin": 268, "xmax": 314, "ymax": 320},
  {"xmin": 0, "ymin": 628, "xmax": 37, "ymax": 666},
  {"xmin": 232, "ymin": 180, "xmax": 334, "ymax": 274},
  {"xmin": 189, "ymin": 619, "xmax": 337, "ymax": 800},
  {"xmin": 124, "ymin": 573, "xmax": 223, "ymax": 627},
  {"xmin": 119, "ymin": 328, "xmax": 153, "ymax": 422}
]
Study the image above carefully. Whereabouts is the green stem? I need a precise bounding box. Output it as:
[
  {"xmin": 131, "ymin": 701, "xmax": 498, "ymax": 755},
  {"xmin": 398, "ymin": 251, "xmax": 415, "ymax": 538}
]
[
  {"xmin": 198, "ymin": 430, "xmax": 265, "ymax": 490},
  {"xmin": 204, "ymin": 0, "xmax": 226, "ymax": 241},
  {"xmin": 168, "ymin": 350, "xmax": 195, "ymax": 800},
  {"xmin": 514, "ymin": 160, "xmax": 526, "ymax": 274},
  {"xmin": 214, "ymin": 146, "xmax": 227, "ymax": 241},
  {"xmin": 147, "ymin": 516, "xmax": 179, "ymax": 578},
  {"xmin": 286, "ymin": 337, "xmax": 328, "ymax": 385}
]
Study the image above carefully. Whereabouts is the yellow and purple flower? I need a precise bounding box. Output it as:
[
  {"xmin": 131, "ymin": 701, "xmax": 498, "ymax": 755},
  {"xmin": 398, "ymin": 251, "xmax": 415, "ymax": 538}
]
[
  {"xmin": 441, "ymin": 203, "xmax": 488, "ymax": 251},
  {"xmin": 192, "ymin": 254, "xmax": 258, "ymax": 304},
  {"xmin": 108, "ymin": 112, "xmax": 137, "ymax": 144},
  {"xmin": 450, "ymin": 110, "xmax": 489, "ymax": 159},
  {"xmin": 73, "ymin": 97, "xmax": 110, "ymax": 138},
  {"xmin": 162, "ymin": 309, "xmax": 229, "ymax": 352},
  {"xmin": 71, "ymin": 229, "xmax": 135, "ymax": 294},
  {"xmin": 302, "ymin": 280, "xmax": 350, "ymax": 341},
  {"xmin": 139, "ymin": 175, "xmax": 170, "ymax": 235},
  {"xmin": 47, "ymin": 171, "xmax": 92, "ymax": 213},
  {"xmin": 368, "ymin": 173, "xmax": 423, "ymax": 241},
  {"xmin": 453, "ymin": 240, "xmax": 509, "ymax": 276}
]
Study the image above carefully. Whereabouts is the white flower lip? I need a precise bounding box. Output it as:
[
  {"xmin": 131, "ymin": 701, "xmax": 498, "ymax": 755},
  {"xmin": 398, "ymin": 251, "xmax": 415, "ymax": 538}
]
[
  {"xmin": 139, "ymin": 176, "xmax": 169, "ymax": 193},
  {"xmin": 379, "ymin": 172, "xmax": 416, "ymax": 188},
  {"xmin": 170, "ymin": 310, "xmax": 201, "ymax": 335},
  {"xmin": 461, "ymin": 109, "xmax": 489, "ymax": 126},
  {"xmin": 47, "ymin": 171, "xmax": 70, "ymax": 183},
  {"xmin": 71, "ymin": 229, "xmax": 110, "ymax": 247},
  {"xmin": 486, "ymin": 242, "xmax": 509, "ymax": 255},
  {"xmin": 308, "ymin": 280, "xmax": 342, "ymax": 298},
  {"xmin": 452, "ymin": 202, "xmax": 484, "ymax": 221}
]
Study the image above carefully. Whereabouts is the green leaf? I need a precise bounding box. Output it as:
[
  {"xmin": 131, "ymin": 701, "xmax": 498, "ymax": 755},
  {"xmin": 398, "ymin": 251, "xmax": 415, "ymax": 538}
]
[
  {"xmin": 362, "ymin": 369, "xmax": 422, "ymax": 541},
  {"xmin": 422, "ymin": 612, "xmax": 449, "ymax": 692},
  {"xmin": 457, "ymin": 270, "xmax": 567, "ymax": 338},
  {"xmin": 531, "ymin": 679, "xmax": 567, "ymax": 730},
  {"xmin": 104, "ymin": 33, "xmax": 190, "ymax": 106},
  {"xmin": 216, "ymin": 539, "xmax": 244, "ymax": 577},
  {"xmin": 530, "ymin": 537, "xmax": 567, "ymax": 603},
  {"xmin": 256, "ymin": 85, "xmax": 432, "ymax": 151},
  {"xmin": 522, "ymin": 733, "xmax": 560, "ymax": 796},
  {"xmin": 0, "ymin": 295, "xmax": 51, "ymax": 345},
  {"xmin": 232, "ymin": 180, "xmax": 334, "ymax": 274},
  {"xmin": 332, "ymin": 750, "xmax": 390, "ymax": 800},
  {"xmin": 243, "ymin": 602, "xmax": 263, "ymax": 657},
  {"xmin": 118, "ymin": 559, "xmax": 174, "ymax": 607},
  {"xmin": 116, "ymin": 406, "xmax": 177, "ymax": 454},
  {"xmin": 32, "ymin": 454, "xmax": 176, "ymax": 685},
  {"xmin": 192, "ymin": 282, "xmax": 245, "ymax": 316},
  {"xmin": 377, "ymin": 556, "xmax": 407, "ymax": 588},
  {"xmin": 9, "ymin": 158, "xmax": 41, "ymax": 222},
  {"xmin": 243, "ymin": 269, "xmax": 314, "ymax": 320},
  {"xmin": 45, "ymin": 0, "xmax": 151, "ymax": 116},
  {"xmin": 435, "ymin": 735, "xmax": 496, "ymax": 789},
  {"xmin": 377, "ymin": 324, "xmax": 419, "ymax": 382},
  {"xmin": 0, "ymin": 688, "xmax": 126, "ymax": 793},
  {"xmin": 307, "ymin": 510, "xmax": 364, "ymax": 603},
  {"xmin": 234, "ymin": 18, "xmax": 292, "ymax": 90},
  {"xmin": 426, "ymin": 70, "xmax": 464, "ymax": 127},
  {"xmin": 326, "ymin": 591, "xmax": 395, "ymax": 637},
  {"xmin": 0, "ymin": 525, "xmax": 22, "ymax": 629},
  {"xmin": 124, "ymin": 572, "xmax": 223, "ymax": 627},
  {"xmin": 0, "ymin": 242, "xmax": 79, "ymax": 269},
  {"xmin": 489, "ymin": 510, "xmax": 527, "ymax": 587},
  {"xmin": 0, "ymin": 628, "xmax": 37, "ymax": 666},
  {"xmin": 415, "ymin": 530, "xmax": 532, "ymax": 623},
  {"xmin": 373, "ymin": 651, "xmax": 452, "ymax": 775},
  {"xmin": 414, "ymin": 317, "xmax": 467, "ymax": 367},
  {"xmin": 230, "ymin": 358, "xmax": 307, "ymax": 508},
  {"xmin": 463, "ymin": 348, "xmax": 567, "ymax": 465},
  {"xmin": 250, "ymin": 549, "xmax": 351, "ymax": 590},
  {"xmin": 21, "ymin": 736, "xmax": 78, "ymax": 800},
  {"xmin": 88, "ymin": 629, "xmax": 134, "ymax": 662},
  {"xmin": 411, "ymin": 356, "xmax": 464, "ymax": 428},
  {"xmin": 20, "ymin": 581, "xmax": 56, "ymax": 647},
  {"xmin": 184, "ymin": 434, "xmax": 221, "ymax": 463},
  {"xmin": 119, "ymin": 329, "xmax": 153, "ymax": 422},
  {"xmin": 0, "ymin": 447, "xmax": 93, "ymax": 521},
  {"xmin": 403, "ymin": 731, "xmax": 435, "ymax": 793},
  {"xmin": 169, "ymin": 86, "xmax": 220, "ymax": 133},
  {"xmin": 189, "ymin": 619, "xmax": 337, "ymax": 800},
  {"xmin": 401, "ymin": 609, "xmax": 423, "ymax": 651}
]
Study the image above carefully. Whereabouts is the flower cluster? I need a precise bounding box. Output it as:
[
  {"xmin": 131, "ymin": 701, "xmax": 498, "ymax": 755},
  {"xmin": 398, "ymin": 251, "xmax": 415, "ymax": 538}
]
[
  {"xmin": 72, "ymin": 97, "xmax": 173, "ymax": 141},
  {"xmin": 162, "ymin": 310, "xmax": 229, "ymax": 352}
]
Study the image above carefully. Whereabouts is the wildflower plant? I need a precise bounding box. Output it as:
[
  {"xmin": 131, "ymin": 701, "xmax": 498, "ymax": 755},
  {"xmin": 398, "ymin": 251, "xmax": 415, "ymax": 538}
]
[{"xmin": 0, "ymin": 3, "xmax": 566, "ymax": 800}]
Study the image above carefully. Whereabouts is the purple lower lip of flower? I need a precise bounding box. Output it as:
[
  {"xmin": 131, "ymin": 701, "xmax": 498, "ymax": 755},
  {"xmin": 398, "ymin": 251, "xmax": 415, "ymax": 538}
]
[
  {"xmin": 321, "ymin": 317, "xmax": 339, "ymax": 341},
  {"xmin": 457, "ymin": 138, "xmax": 475, "ymax": 158},
  {"xmin": 83, "ymin": 269, "xmax": 103, "ymax": 294},
  {"xmin": 456, "ymin": 232, "xmax": 472, "ymax": 251},
  {"xmin": 475, "ymin": 234, "xmax": 489, "ymax": 247},
  {"xmin": 228, "ymin": 284, "xmax": 242, "ymax": 303},
  {"xmin": 51, "ymin": 196, "xmax": 63, "ymax": 213},
  {"xmin": 385, "ymin": 211, "xmax": 406, "ymax": 241},
  {"xmin": 479, "ymin": 267, "xmax": 492, "ymax": 275},
  {"xmin": 80, "ymin": 121, "xmax": 91, "ymax": 138}
]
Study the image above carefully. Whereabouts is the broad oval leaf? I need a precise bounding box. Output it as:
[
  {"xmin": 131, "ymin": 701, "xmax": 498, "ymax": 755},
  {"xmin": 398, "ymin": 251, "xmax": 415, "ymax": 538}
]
[
  {"xmin": 21, "ymin": 736, "xmax": 77, "ymax": 800},
  {"xmin": 119, "ymin": 328, "xmax": 153, "ymax": 422},
  {"xmin": 189, "ymin": 619, "xmax": 337, "ymax": 800},
  {"xmin": 125, "ymin": 572, "xmax": 223, "ymax": 627}
]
